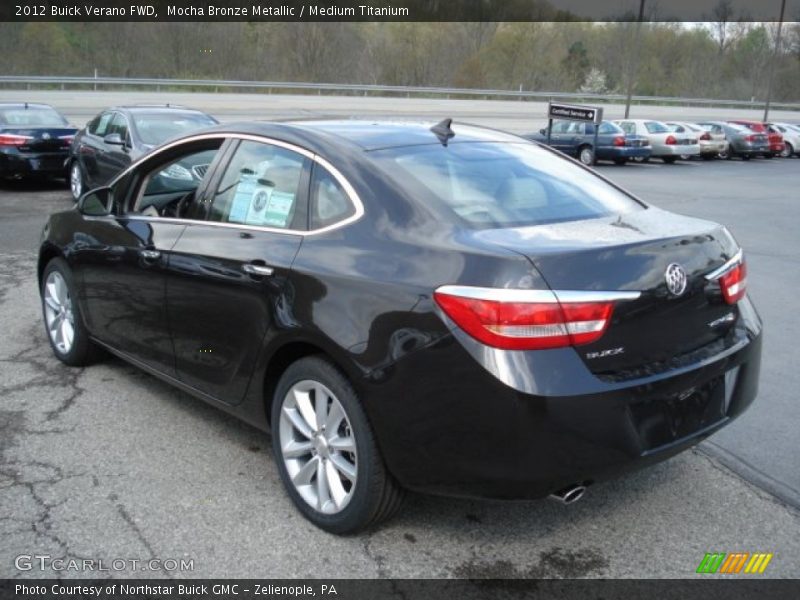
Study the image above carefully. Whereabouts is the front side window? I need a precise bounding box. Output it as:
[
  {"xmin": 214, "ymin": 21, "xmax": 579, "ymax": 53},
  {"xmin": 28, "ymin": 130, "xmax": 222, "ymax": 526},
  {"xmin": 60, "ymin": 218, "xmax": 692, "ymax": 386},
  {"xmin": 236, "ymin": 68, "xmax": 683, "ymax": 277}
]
[
  {"xmin": 208, "ymin": 140, "xmax": 308, "ymax": 229},
  {"xmin": 93, "ymin": 113, "xmax": 113, "ymax": 137},
  {"xmin": 370, "ymin": 142, "xmax": 644, "ymax": 229},
  {"xmin": 107, "ymin": 113, "xmax": 129, "ymax": 142}
]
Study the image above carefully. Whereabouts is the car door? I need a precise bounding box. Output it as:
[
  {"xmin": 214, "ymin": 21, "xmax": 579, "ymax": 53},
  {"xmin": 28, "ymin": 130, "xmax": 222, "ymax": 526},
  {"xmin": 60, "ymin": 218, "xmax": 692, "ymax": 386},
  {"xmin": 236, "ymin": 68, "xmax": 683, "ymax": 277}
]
[
  {"xmin": 95, "ymin": 112, "xmax": 133, "ymax": 185},
  {"xmin": 164, "ymin": 138, "xmax": 309, "ymax": 405},
  {"xmin": 78, "ymin": 111, "xmax": 114, "ymax": 189},
  {"xmin": 547, "ymin": 120, "xmax": 572, "ymax": 152},
  {"xmin": 75, "ymin": 138, "xmax": 228, "ymax": 375}
]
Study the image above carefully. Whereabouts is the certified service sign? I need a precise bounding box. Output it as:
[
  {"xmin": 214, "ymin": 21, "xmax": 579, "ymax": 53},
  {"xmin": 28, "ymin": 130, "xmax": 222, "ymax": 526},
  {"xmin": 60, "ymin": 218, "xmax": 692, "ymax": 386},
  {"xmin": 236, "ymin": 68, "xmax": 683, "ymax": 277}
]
[{"xmin": 547, "ymin": 102, "xmax": 603, "ymax": 124}]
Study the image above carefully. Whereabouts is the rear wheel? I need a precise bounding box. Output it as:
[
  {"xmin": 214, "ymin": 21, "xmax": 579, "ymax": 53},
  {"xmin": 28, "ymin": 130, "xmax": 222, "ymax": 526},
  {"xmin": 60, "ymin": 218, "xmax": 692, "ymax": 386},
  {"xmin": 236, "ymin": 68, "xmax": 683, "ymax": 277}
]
[
  {"xmin": 578, "ymin": 145, "xmax": 595, "ymax": 166},
  {"xmin": 41, "ymin": 258, "xmax": 104, "ymax": 366},
  {"xmin": 781, "ymin": 143, "xmax": 794, "ymax": 158},
  {"xmin": 662, "ymin": 156, "xmax": 677, "ymax": 164},
  {"xmin": 69, "ymin": 161, "xmax": 84, "ymax": 201},
  {"xmin": 271, "ymin": 356, "xmax": 404, "ymax": 534},
  {"xmin": 613, "ymin": 158, "xmax": 627, "ymax": 165}
]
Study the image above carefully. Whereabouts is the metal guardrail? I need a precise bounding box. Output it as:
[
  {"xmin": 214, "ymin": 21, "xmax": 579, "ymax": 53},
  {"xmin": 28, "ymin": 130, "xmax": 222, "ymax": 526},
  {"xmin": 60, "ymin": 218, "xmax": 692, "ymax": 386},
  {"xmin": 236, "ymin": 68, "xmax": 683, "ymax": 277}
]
[{"xmin": 1, "ymin": 75, "xmax": 798, "ymax": 111}]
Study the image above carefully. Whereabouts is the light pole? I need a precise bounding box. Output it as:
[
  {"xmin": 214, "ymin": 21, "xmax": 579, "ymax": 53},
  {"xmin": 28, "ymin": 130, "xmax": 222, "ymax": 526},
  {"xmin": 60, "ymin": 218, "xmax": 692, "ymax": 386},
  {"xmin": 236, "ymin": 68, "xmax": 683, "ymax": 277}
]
[
  {"xmin": 762, "ymin": 0, "xmax": 787, "ymax": 122},
  {"xmin": 624, "ymin": 0, "xmax": 646, "ymax": 119}
]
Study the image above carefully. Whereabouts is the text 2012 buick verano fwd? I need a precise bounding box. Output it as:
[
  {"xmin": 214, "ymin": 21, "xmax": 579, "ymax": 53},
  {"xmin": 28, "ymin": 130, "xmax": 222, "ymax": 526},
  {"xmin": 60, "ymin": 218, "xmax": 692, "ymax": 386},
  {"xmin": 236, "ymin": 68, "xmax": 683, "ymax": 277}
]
[{"xmin": 38, "ymin": 120, "xmax": 761, "ymax": 533}]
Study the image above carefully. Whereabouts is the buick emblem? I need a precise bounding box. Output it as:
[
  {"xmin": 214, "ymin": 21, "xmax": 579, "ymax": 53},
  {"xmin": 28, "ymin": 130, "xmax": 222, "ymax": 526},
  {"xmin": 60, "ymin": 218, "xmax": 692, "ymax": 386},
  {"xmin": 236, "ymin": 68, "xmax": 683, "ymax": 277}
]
[
  {"xmin": 665, "ymin": 263, "xmax": 688, "ymax": 296},
  {"xmin": 42, "ymin": 133, "xmax": 51, "ymax": 140}
]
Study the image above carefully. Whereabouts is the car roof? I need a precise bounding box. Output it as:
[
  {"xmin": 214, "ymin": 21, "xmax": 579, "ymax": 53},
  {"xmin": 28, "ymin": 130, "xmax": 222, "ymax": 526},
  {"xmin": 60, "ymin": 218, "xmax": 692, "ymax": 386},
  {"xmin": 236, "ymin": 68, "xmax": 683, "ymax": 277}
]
[
  {"xmin": 110, "ymin": 105, "xmax": 210, "ymax": 115},
  {"xmin": 0, "ymin": 102, "xmax": 58, "ymax": 110},
  {"xmin": 190, "ymin": 119, "xmax": 529, "ymax": 152}
]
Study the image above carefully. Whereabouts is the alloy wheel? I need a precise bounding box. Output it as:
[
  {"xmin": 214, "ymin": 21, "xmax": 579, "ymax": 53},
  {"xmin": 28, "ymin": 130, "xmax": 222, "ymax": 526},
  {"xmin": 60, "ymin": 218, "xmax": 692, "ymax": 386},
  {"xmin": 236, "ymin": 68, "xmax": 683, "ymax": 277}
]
[
  {"xmin": 278, "ymin": 380, "xmax": 358, "ymax": 514},
  {"xmin": 43, "ymin": 271, "xmax": 75, "ymax": 354},
  {"xmin": 579, "ymin": 147, "xmax": 594, "ymax": 165},
  {"xmin": 70, "ymin": 163, "xmax": 82, "ymax": 200}
]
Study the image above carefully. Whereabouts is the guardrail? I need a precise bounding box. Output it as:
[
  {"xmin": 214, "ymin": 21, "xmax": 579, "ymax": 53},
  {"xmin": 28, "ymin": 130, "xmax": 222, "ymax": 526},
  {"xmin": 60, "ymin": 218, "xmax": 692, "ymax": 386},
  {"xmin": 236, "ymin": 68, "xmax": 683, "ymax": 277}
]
[{"xmin": 1, "ymin": 75, "xmax": 798, "ymax": 111}]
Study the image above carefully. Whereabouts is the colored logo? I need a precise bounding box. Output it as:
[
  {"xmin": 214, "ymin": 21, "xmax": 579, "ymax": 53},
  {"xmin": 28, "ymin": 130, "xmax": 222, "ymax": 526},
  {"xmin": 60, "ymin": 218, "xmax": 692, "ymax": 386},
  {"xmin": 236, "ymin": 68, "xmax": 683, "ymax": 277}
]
[{"xmin": 696, "ymin": 552, "xmax": 773, "ymax": 574}]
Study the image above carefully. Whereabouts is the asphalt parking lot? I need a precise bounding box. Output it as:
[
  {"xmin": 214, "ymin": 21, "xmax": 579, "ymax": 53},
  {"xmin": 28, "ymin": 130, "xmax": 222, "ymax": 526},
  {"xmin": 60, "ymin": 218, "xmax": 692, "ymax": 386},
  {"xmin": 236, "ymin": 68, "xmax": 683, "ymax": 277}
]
[{"xmin": 1, "ymin": 112, "xmax": 799, "ymax": 578}]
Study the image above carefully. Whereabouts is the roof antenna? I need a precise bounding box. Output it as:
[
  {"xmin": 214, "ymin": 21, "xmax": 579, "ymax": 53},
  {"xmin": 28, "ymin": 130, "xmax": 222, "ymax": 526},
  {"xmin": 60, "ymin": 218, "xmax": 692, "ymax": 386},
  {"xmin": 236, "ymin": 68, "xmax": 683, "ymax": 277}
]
[{"xmin": 430, "ymin": 118, "xmax": 455, "ymax": 146}]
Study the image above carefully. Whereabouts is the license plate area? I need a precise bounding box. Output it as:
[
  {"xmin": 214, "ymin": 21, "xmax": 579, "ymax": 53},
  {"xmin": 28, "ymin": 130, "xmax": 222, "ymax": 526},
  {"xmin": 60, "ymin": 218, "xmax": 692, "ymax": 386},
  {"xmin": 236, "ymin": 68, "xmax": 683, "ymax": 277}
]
[{"xmin": 629, "ymin": 375, "xmax": 728, "ymax": 453}]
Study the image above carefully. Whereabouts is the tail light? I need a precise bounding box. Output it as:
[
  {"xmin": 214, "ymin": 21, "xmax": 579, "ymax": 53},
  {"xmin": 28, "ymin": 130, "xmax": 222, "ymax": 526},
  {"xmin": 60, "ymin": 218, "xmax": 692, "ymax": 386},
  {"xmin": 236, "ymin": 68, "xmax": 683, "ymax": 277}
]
[
  {"xmin": 613, "ymin": 136, "xmax": 626, "ymax": 147},
  {"xmin": 700, "ymin": 132, "xmax": 711, "ymax": 141},
  {"xmin": 59, "ymin": 134, "xmax": 74, "ymax": 145},
  {"xmin": 706, "ymin": 251, "xmax": 747, "ymax": 305},
  {"xmin": 433, "ymin": 286, "xmax": 634, "ymax": 350},
  {"xmin": 745, "ymin": 134, "xmax": 757, "ymax": 142},
  {"xmin": 665, "ymin": 135, "xmax": 677, "ymax": 145},
  {"xmin": 0, "ymin": 134, "xmax": 33, "ymax": 147}
]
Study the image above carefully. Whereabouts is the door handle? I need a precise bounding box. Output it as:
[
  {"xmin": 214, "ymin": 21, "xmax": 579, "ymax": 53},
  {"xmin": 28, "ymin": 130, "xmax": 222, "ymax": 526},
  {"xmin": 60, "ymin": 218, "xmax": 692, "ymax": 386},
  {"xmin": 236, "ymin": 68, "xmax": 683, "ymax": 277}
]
[
  {"xmin": 140, "ymin": 249, "xmax": 161, "ymax": 260},
  {"xmin": 242, "ymin": 264, "xmax": 274, "ymax": 277}
]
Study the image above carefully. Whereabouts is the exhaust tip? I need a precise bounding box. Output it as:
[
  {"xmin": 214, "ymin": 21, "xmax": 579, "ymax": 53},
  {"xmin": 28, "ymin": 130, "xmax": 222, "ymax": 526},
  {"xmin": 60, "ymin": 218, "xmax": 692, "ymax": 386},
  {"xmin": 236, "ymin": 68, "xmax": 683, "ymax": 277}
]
[{"xmin": 549, "ymin": 484, "xmax": 586, "ymax": 505}]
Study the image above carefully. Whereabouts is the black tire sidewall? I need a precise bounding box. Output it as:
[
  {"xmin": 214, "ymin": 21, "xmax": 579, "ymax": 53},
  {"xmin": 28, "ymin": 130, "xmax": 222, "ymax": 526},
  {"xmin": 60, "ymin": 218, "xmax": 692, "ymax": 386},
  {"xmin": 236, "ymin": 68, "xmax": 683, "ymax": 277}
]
[{"xmin": 270, "ymin": 356, "xmax": 387, "ymax": 534}]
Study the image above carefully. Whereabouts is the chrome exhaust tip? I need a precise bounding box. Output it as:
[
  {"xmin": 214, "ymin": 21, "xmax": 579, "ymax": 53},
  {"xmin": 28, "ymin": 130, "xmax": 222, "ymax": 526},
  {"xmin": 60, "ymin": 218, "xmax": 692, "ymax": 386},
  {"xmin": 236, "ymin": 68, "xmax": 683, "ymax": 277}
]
[{"xmin": 549, "ymin": 484, "xmax": 586, "ymax": 505}]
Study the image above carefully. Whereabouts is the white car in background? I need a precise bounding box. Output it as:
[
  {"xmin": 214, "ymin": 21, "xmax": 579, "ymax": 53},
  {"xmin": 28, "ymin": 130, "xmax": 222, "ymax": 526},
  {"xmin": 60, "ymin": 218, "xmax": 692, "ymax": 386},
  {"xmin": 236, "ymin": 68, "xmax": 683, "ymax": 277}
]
[
  {"xmin": 666, "ymin": 121, "xmax": 728, "ymax": 160},
  {"xmin": 614, "ymin": 119, "xmax": 700, "ymax": 163},
  {"xmin": 768, "ymin": 123, "xmax": 800, "ymax": 158}
]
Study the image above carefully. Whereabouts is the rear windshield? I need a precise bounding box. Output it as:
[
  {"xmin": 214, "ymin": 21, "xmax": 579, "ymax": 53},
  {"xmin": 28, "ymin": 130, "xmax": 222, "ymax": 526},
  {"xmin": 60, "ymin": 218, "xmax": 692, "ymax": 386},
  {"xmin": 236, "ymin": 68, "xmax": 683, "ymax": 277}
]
[
  {"xmin": 132, "ymin": 112, "xmax": 218, "ymax": 146},
  {"xmin": 0, "ymin": 106, "xmax": 68, "ymax": 127},
  {"xmin": 369, "ymin": 142, "xmax": 645, "ymax": 229},
  {"xmin": 644, "ymin": 121, "xmax": 669, "ymax": 133}
]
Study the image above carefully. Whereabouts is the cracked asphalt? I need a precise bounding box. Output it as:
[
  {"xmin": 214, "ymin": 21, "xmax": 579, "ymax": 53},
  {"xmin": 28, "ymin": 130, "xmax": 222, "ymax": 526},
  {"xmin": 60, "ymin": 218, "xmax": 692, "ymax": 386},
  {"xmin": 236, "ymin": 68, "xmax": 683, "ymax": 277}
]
[{"xmin": 1, "ymin": 115, "xmax": 799, "ymax": 579}]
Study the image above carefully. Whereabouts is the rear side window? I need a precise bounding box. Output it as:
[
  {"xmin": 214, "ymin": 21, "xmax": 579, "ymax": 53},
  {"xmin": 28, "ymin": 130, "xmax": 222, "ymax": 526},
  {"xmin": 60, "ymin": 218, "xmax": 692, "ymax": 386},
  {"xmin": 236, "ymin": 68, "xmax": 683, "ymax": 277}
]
[
  {"xmin": 644, "ymin": 121, "xmax": 669, "ymax": 133},
  {"xmin": 309, "ymin": 165, "xmax": 355, "ymax": 230},
  {"xmin": 208, "ymin": 140, "xmax": 308, "ymax": 229},
  {"xmin": 370, "ymin": 142, "xmax": 644, "ymax": 229}
]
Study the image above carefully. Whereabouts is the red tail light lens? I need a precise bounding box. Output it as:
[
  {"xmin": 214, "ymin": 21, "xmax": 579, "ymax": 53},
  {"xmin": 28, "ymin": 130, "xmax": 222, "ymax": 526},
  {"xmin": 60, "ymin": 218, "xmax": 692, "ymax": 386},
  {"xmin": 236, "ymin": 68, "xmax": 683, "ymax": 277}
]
[
  {"xmin": 665, "ymin": 135, "xmax": 677, "ymax": 145},
  {"xmin": 59, "ymin": 134, "xmax": 74, "ymax": 145},
  {"xmin": 719, "ymin": 260, "xmax": 747, "ymax": 304},
  {"xmin": 745, "ymin": 134, "xmax": 756, "ymax": 142},
  {"xmin": 433, "ymin": 289, "xmax": 615, "ymax": 350},
  {"xmin": 0, "ymin": 134, "xmax": 33, "ymax": 147},
  {"xmin": 700, "ymin": 132, "xmax": 711, "ymax": 141},
  {"xmin": 613, "ymin": 136, "xmax": 626, "ymax": 147}
]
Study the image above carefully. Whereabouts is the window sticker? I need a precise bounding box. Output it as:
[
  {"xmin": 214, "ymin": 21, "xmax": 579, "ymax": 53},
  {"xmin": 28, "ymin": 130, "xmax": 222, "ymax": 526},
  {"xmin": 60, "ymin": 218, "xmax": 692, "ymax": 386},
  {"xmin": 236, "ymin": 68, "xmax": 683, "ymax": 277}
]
[{"xmin": 228, "ymin": 173, "xmax": 294, "ymax": 227}]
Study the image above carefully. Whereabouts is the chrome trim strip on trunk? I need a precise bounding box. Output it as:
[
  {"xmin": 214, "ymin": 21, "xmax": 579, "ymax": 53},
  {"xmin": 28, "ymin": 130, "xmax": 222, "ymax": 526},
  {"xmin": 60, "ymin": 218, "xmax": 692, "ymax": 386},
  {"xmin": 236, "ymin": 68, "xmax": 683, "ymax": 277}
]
[
  {"xmin": 704, "ymin": 248, "xmax": 744, "ymax": 281},
  {"xmin": 435, "ymin": 285, "xmax": 641, "ymax": 304}
]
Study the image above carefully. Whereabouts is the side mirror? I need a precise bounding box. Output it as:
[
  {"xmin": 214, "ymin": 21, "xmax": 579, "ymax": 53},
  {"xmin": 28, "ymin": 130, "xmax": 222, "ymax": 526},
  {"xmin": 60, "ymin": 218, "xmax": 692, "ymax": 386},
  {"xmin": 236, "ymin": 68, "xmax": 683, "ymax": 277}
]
[
  {"xmin": 78, "ymin": 187, "xmax": 112, "ymax": 216},
  {"xmin": 539, "ymin": 128, "xmax": 546, "ymax": 135},
  {"xmin": 103, "ymin": 133, "xmax": 124, "ymax": 146}
]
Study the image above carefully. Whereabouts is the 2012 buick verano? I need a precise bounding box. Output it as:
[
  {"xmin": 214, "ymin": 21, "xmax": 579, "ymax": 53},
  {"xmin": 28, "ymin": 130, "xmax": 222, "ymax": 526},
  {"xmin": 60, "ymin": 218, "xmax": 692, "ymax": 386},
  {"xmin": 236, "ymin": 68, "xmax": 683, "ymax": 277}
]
[{"xmin": 38, "ymin": 120, "xmax": 762, "ymax": 533}]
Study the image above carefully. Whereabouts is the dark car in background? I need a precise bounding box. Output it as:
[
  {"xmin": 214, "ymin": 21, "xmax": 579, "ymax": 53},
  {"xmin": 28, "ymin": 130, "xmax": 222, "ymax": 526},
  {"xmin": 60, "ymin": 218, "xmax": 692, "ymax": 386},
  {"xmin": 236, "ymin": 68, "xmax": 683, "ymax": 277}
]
[
  {"xmin": 729, "ymin": 120, "xmax": 782, "ymax": 158},
  {"xmin": 39, "ymin": 120, "xmax": 761, "ymax": 534},
  {"xmin": 526, "ymin": 120, "xmax": 651, "ymax": 165},
  {"xmin": 68, "ymin": 105, "xmax": 218, "ymax": 200},
  {"xmin": 0, "ymin": 103, "xmax": 77, "ymax": 181},
  {"xmin": 697, "ymin": 121, "xmax": 770, "ymax": 161}
]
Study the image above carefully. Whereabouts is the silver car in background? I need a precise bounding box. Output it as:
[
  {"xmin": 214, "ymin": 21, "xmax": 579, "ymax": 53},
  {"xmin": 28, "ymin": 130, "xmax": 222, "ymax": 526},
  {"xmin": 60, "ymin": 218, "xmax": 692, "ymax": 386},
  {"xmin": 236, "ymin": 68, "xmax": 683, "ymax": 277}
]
[
  {"xmin": 667, "ymin": 121, "xmax": 728, "ymax": 160},
  {"xmin": 696, "ymin": 121, "xmax": 770, "ymax": 161},
  {"xmin": 768, "ymin": 123, "xmax": 800, "ymax": 158},
  {"xmin": 614, "ymin": 119, "xmax": 700, "ymax": 163}
]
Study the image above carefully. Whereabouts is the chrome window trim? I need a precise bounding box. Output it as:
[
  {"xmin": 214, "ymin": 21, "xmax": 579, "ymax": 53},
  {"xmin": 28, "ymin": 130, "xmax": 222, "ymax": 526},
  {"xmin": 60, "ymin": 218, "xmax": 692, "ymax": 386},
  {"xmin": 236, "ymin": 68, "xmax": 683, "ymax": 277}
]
[
  {"xmin": 704, "ymin": 249, "xmax": 743, "ymax": 281},
  {"xmin": 109, "ymin": 132, "xmax": 364, "ymax": 237},
  {"xmin": 435, "ymin": 285, "xmax": 641, "ymax": 304}
]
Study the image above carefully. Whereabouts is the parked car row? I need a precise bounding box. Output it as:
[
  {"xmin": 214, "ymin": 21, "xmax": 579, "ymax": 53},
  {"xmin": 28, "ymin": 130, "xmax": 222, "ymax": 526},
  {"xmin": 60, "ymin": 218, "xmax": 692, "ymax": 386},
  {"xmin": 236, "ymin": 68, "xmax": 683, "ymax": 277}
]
[{"xmin": 527, "ymin": 117, "xmax": 800, "ymax": 165}]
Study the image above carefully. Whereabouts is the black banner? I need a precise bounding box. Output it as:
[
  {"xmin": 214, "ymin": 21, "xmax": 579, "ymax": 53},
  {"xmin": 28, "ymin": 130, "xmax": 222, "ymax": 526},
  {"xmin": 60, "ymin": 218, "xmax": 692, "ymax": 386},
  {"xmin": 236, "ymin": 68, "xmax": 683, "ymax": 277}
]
[
  {"xmin": 548, "ymin": 103, "xmax": 602, "ymax": 123},
  {"xmin": 3, "ymin": 580, "xmax": 800, "ymax": 600},
  {"xmin": 0, "ymin": 0, "xmax": 797, "ymax": 22}
]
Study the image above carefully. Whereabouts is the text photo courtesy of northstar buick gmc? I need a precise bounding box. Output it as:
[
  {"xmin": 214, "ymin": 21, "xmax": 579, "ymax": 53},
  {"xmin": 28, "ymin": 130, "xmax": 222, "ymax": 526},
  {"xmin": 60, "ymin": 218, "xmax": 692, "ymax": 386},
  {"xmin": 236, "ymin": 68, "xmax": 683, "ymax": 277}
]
[{"xmin": 38, "ymin": 119, "xmax": 762, "ymax": 534}]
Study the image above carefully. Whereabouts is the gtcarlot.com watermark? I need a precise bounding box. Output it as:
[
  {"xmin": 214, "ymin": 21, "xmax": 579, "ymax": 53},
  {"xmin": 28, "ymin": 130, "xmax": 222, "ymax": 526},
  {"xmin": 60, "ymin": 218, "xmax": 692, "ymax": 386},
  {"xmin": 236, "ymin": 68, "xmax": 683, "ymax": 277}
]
[{"xmin": 15, "ymin": 554, "xmax": 194, "ymax": 573}]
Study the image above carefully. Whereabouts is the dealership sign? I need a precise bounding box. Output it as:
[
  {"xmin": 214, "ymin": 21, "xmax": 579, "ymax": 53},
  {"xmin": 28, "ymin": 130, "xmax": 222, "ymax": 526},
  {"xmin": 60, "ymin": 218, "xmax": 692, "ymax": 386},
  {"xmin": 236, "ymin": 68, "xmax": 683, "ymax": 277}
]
[{"xmin": 547, "ymin": 102, "xmax": 603, "ymax": 123}]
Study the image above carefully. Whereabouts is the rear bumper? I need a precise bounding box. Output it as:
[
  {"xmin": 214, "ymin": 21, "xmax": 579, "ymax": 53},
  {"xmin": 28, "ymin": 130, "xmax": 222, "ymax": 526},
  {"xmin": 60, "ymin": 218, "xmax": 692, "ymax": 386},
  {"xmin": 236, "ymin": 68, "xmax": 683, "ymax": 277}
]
[
  {"xmin": 365, "ymin": 297, "xmax": 762, "ymax": 500},
  {"xmin": 700, "ymin": 140, "xmax": 728, "ymax": 154},
  {"xmin": 597, "ymin": 146, "xmax": 651, "ymax": 160},
  {"xmin": 658, "ymin": 144, "xmax": 700, "ymax": 156},
  {"xmin": 0, "ymin": 150, "xmax": 70, "ymax": 177}
]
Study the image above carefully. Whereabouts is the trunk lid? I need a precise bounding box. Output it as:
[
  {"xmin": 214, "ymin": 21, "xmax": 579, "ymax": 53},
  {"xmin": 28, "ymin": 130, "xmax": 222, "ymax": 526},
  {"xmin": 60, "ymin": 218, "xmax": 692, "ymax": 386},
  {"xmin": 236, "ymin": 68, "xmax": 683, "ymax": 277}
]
[
  {"xmin": 472, "ymin": 208, "xmax": 741, "ymax": 378},
  {"xmin": 3, "ymin": 127, "xmax": 76, "ymax": 153}
]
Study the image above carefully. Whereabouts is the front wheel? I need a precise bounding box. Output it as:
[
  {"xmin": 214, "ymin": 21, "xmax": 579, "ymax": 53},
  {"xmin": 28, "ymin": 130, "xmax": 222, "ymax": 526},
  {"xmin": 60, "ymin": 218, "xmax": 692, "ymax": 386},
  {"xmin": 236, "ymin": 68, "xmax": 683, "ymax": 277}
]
[
  {"xmin": 271, "ymin": 356, "xmax": 404, "ymax": 534},
  {"xmin": 781, "ymin": 143, "xmax": 794, "ymax": 158},
  {"xmin": 41, "ymin": 258, "xmax": 104, "ymax": 366}
]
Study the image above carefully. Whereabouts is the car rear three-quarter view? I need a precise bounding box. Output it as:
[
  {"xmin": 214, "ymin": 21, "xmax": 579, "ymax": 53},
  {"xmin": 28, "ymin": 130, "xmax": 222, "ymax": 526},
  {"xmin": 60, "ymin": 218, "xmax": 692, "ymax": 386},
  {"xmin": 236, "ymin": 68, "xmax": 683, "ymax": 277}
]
[{"xmin": 37, "ymin": 120, "xmax": 762, "ymax": 534}]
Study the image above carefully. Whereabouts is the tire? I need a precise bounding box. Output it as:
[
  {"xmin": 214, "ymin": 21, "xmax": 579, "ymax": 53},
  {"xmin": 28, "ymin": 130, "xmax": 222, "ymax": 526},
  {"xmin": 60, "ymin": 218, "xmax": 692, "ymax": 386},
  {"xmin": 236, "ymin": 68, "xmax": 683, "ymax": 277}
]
[
  {"xmin": 679, "ymin": 154, "xmax": 691, "ymax": 161},
  {"xmin": 781, "ymin": 143, "xmax": 794, "ymax": 158},
  {"xmin": 702, "ymin": 154, "xmax": 715, "ymax": 160},
  {"xmin": 69, "ymin": 161, "xmax": 85, "ymax": 202},
  {"xmin": 741, "ymin": 154, "xmax": 751, "ymax": 161},
  {"xmin": 632, "ymin": 156, "xmax": 649, "ymax": 163},
  {"xmin": 578, "ymin": 145, "xmax": 595, "ymax": 166},
  {"xmin": 662, "ymin": 156, "xmax": 677, "ymax": 164},
  {"xmin": 271, "ymin": 355, "xmax": 404, "ymax": 534},
  {"xmin": 613, "ymin": 158, "xmax": 627, "ymax": 165},
  {"xmin": 41, "ymin": 258, "xmax": 105, "ymax": 367},
  {"xmin": 763, "ymin": 153, "xmax": 773, "ymax": 159}
]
